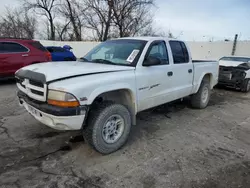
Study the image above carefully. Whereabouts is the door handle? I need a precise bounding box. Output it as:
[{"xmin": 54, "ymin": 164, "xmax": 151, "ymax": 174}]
[
  {"xmin": 167, "ymin": 71, "xmax": 173, "ymax": 76},
  {"xmin": 22, "ymin": 54, "xmax": 29, "ymax": 57},
  {"xmin": 188, "ymin": 69, "xmax": 192, "ymax": 73}
]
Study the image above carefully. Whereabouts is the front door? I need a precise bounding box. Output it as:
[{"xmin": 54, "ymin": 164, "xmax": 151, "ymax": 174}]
[{"xmin": 136, "ymin": 40, "xmax": 174, "ymax": 111}]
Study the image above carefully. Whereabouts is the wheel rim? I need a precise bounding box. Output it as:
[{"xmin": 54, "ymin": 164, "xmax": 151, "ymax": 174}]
[
  {"xmin": 102, "ymin": 114, "xmax": 125, "ymax": 144},
  {"xmin": 201, "ymin": 87, "xmax": 209, "ymax": 104}
]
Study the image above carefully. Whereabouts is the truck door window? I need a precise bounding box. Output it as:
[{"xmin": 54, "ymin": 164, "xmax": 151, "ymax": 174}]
[
  {"xmin": 147, "ymin": 41, "xmax": 169, "ymax": 65},
  {"xmin": 169, "ymin": 41, "xmax": 189, "ymax": 64},
  {"xmin": 180, "ymin": 42, "xmax": 189, "ymax": 62}
]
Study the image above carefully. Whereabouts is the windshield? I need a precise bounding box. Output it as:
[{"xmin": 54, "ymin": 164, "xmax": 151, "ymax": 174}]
[
  {"xmin": 220, "ymin": 56, "xmax": 250, "ymax": 62},
  {"xmin": 81, "ymin": 39, "xmax": 147, "ymax": 66}
]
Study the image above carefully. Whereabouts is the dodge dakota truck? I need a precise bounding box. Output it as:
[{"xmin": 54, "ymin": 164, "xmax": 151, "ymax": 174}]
[{"xmin": 16, "ymin": 37, "xmax": 219, "ymax": 154}]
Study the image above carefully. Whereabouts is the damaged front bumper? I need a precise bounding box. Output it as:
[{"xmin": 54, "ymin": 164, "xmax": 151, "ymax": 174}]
[
  {"xmin": 18, "ymin": 90, "xmax": 88, "ymax": 130},
  {"xmin": 218, "ymin": 66, "xmax": 247, "ymax": 89}
]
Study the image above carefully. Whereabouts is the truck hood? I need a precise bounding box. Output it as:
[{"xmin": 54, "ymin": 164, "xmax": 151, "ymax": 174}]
[
  {"xmin": 17, "ymin": 61, "xmax": 135, "ymax": 82},
  {"xmin": 220, "ymin": 60, "xmax": 247, "ymax": 67},
  {"xmin": 219, "ymin": 60, "xmax": 250, "ymax": 70}
]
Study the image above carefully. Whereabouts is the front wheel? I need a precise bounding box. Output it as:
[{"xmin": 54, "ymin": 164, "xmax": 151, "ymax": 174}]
[
  {"xmin": 191, "ymin": 79, "xmax": 211, "ymax": 109},
  {"xmin": 241, "ymin": 79, "xmax": 250, "ymax": 92},
  {"xmin": 83, "ymin": 102, "xmax": 131, "ymax": 154}
]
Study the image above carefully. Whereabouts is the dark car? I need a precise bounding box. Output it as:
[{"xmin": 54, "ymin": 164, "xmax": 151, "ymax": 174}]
[
  {"xmin": 0, "ymin": 38, "xmax": 51, "ymax": 78},
  {"xmin": 46, "ymin": 46, "xmax": 76, "ymax": 61},
  {"xmin": 218, "ymin": 56, "xmax": 250, "ymax": 92}
]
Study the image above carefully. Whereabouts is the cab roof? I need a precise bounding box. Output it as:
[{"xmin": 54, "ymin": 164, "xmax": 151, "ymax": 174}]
[{"xmin": 117, "ymin": 36, "xmax": 178, "ymax": 42}]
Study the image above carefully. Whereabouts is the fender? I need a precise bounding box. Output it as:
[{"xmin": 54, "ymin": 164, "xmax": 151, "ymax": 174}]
[
  {"xmin": 193, "ymin": 72, "xmax": 214, "ymax": 93},
  {"xmin": 87, "ymin": 83, "xmax": 137, "ymax": 112}
]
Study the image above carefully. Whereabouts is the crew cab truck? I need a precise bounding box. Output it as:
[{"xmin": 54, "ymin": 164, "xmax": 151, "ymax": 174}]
[{"xmin": 16, "ymin": 37, "xmax": 219, "ymax": 154}]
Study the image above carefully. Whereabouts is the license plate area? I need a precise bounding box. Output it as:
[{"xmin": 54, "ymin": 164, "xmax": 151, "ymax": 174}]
[
  {"xmin": 28, "ymin": 105, "xmax": 39, "ymax": 116},
  {"xmin": 226, "ymin": 73, "xmax": 232, "ymax": 80},
  {"xmin": 220, "ymin": 72, "xmax": 232, "ymax": 80}
]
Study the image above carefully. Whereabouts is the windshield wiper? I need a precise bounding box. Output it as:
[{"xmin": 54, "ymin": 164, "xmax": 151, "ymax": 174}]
[
  {"xmin": 79, "ymin": 57, "xmax": 89, "ymax": 62},
  {"xmin": 79, "ymin": 58, "xmax": 128, "ymax": 66},
  {"xmin": 92, "ymin": 59, "xmax": 117, "ymax": 65}
]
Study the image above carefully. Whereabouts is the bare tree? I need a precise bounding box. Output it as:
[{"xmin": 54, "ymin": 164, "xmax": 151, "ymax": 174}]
[
  {"xmin": 12, "ymin": 0, "xmax": 158, "ymax": 41},
  {"xmin": 55, "ymin": 21, "xmax": 71, "ymax": 41},
  {"xmin": 59, "ymin": 0, "xmax": 85, "ymax": 41},
  {"xmin": 0, "ymin": 8, "xmax": 37, "ymax": 39},
  {"xmin": 22, "ymin": 0, "xmax": 58, "ymax": 40},
  {"xmin": 83, "ymin": 0, "xmax": 113, "ymax": 41},
  {"xmin": 126, "ymin": 6, "xmax": 154, "ymax": 37},
  {"xmin": 111, "ymin": 0, "xmax": 154, "ymax": 37}
]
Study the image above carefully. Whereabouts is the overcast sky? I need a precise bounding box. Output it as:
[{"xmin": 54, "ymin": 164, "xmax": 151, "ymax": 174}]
[
  {"xmin": 153, "ymin": 0, "xmax": 250, "ymax": 41},
  {"xmin": 1, "ymin": 0, "xmax": 249, "ymax": 41}
]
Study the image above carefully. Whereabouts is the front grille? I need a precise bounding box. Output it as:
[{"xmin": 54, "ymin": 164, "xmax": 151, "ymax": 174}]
[
  {"xmin": 29, "ymin": 80, "xmax": 44, "ymax": 87},
  {"xmin": 30, "ymin": 89, "xmax": 44, "ymax": 96},
  {"xmin": 219, "ymin": 69, "xmax": 246, "ymax": 81},
  {"xmin": 16, "ymin": 77, "xmax": 47, "ymax": 102},
  {"xmin": 219, "ymin": 72, "xmax": 231, "ymax": 80},
  {"xmin": 16, "ymin": 77, "xmax": 26, "ymax": 88}
]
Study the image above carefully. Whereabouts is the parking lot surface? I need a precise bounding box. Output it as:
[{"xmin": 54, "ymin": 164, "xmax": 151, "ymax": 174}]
[{"xmin": 0, "ymin": 80, "xmax": 250, "ymax": 188}]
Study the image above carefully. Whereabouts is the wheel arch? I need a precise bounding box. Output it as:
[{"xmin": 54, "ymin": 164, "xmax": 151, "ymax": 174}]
[
  {"xmin": 195, "ymin": 73, "xmax": 214, "ymax": 93},
  {"xmin": 88, "ymin": 87, "xmax": 137, "ymax": 125}
]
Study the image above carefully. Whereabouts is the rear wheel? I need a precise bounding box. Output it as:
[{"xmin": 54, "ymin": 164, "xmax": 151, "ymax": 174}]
[
  {"xmin": 241, "ymin": 79, "xmax": 250, "ymax": 92},
  {"xmin": 83, "ymin": 101, "xmax": 131, "ymax": 154},
  {"xmin": 191, "ymin": 79, "xmax": 211, "ymax": 109}
]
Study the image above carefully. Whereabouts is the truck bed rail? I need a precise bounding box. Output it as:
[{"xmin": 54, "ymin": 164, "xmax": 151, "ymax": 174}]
[{"xmin": 192, "ymin": 60, "xmax": 217, "ymax": 63}]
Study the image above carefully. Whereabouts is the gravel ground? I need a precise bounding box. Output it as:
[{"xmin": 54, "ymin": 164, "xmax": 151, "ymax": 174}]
[{"xmin": 0, "ymin": 80, "xmax": 250, "ymax": 188}]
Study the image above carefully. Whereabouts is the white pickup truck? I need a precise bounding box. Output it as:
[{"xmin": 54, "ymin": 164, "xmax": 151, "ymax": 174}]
[{"xmin": 16, "ymin": 37, "xmax": 219, "ymax": 154}]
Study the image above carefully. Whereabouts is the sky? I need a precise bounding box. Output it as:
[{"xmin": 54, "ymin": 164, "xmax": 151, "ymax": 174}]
[
  {"xmin": 1, "ymin": 0, "xmax": 250, "ymax": 41},
  {"xmin": 153, "ymin": 0, "xmax": 250, "ymax": 41}
]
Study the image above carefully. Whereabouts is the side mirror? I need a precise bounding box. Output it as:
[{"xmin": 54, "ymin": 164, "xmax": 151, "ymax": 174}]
[{"xmin": 143, "ymin": 56, "xmax": 161, "ymax": 66}]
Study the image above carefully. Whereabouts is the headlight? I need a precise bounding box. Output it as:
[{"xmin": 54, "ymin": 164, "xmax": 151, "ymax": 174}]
[
  {"xmin": 47, "ymin": 90, "xmax": 80, "ymax": 107},
  {"xmin": 241, "ymin": 72, "xmax": 246, "ymax": 78}
]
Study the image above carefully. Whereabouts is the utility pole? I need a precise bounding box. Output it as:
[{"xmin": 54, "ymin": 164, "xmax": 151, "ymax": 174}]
[{"xmin": 231, "ymin": 34, "xmax": 238, "ymax": 56}]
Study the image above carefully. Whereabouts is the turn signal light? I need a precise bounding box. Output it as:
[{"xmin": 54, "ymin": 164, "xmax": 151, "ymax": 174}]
[{"xmin": 47, "ymin": 99, "xmax": 80, "ymax": 107}]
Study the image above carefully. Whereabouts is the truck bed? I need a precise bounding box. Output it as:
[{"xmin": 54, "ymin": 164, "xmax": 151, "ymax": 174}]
[
  {"xmin": 192, "ymin": 60, "xmax": 217, "ymax": 63},
  {"xmin": 191, "ymin": 60, "xmax": 219, "ymax": 93}
]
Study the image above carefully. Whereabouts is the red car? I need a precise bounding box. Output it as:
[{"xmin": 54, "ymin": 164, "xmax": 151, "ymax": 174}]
[{"xmin": 0, "ymin": 38, "xmax": 51, "ymax": 78}]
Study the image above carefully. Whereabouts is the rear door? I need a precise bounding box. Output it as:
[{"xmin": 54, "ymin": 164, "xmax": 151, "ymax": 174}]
[
  {"xmin": 169, "ymin": 40, "xmax": 193, "ymax": 99},
  {"xmin": 0, "ymin": 42, "xmax": 29, "ymax": 76}
]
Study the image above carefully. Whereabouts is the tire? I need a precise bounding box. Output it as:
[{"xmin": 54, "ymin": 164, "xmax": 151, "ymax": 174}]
[
  {"xmin": 241, "ymin": 79, "xmax": 250, "ymax": 92},
  {"xmin": 191, "ymin": 79, "xmax": 211, "ymax": 109},
  {"xmin": 83, "ymin": 101, "xmax": 131, "ymax": 154}
]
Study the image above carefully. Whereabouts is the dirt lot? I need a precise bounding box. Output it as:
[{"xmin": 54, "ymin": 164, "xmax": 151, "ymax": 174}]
[{"xmin": 0, "ymin": 80, "xmax": 250, "ymax": 188}]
